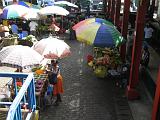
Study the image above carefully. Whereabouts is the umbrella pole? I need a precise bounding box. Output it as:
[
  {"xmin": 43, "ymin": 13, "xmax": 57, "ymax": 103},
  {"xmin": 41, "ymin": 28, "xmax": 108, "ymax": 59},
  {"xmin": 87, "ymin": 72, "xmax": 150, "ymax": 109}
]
[{"xmin": 61, "ymin": 16, "xmax": 63, "ymax": 31}]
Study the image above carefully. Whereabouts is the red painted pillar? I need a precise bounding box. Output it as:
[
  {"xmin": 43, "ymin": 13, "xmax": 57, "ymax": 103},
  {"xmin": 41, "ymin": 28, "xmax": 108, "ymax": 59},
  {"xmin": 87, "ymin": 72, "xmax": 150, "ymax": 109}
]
[
  {"xmin": 108, "ymin": 0, "xmax": 111, "ymax": 17},
  {"xmin": 105, "ymin": 0, "xmax": 108, "ymax": 13},
  {"xmin": 126, "ymin": 0, "xmax": 148, "ymax": 100},
  {"xmin": 152, "ymin": 67, "xmax": 160, "ymax": 120},
  {"xmin": 103, "ymin": 0, "xmax": 108, "ymax": 17},
  {"xmin": 110, "ymin": 0, "xmax": 115, "ymax": 22},
  {"xmin": 120, "ymin": 0, "xmax": 130, "ymax": 62},
  {"xmin": 114, "ymin": 0, "xmax": 121, "ymax": 27}
]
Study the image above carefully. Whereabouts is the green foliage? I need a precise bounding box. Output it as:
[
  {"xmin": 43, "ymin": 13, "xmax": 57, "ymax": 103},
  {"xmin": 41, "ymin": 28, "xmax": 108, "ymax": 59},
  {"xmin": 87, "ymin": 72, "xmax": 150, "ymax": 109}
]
[
  {"xmin": 37, "ymin": 25, "xmax": 49, "ymax": 31},
  {"xmin": 25, "ymin": 35, "xmax": 32, "ymax": 41},
  {"xmin": 76, "ymin": 0, "xmax": 90, "ymax": 8},
  {"xmin": 31, "ymin": 66, "xmax": 43, "ymax": 72}
]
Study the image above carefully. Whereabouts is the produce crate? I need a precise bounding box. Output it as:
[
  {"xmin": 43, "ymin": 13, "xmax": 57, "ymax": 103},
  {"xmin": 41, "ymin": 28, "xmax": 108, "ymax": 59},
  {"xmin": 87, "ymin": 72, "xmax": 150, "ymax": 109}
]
[{"xmin": 2, "ymin": 37, "xmax": 18, "ymax": 47}]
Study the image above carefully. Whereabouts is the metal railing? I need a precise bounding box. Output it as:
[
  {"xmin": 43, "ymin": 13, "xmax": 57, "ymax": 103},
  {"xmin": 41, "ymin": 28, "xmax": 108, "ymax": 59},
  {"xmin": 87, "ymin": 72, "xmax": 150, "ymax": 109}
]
[{"xmin": 0, "ymin": 72, "xmax": 36, "ymax": 120}]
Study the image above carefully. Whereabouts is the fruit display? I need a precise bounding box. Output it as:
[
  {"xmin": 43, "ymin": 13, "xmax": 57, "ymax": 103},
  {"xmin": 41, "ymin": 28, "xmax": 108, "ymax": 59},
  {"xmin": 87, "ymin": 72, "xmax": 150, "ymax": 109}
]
[
  {"xmin": 35, "ymin": 69, "xmax": 44, "ymax": 75},
  {"xmin": 31, "ymin": 66, "xmax": 43, "ymax": 72},
  {"xmin": 94, "ymin": 47, "xmax": 121, "ymax": 67},
  {"xmin": 1, "ymin": 34, "xmax": 18, "ymax": 47},
  {"xmin": 88, "ymin": 47, "xmax": 122, "ymax": 78}
]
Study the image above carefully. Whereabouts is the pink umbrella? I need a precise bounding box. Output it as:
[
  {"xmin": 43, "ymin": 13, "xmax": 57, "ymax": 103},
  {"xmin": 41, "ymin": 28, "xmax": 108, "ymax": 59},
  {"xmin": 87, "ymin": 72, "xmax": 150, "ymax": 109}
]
[{"xmin": 32, "ymin": 37, "xmax": 71, "ymax": 59}]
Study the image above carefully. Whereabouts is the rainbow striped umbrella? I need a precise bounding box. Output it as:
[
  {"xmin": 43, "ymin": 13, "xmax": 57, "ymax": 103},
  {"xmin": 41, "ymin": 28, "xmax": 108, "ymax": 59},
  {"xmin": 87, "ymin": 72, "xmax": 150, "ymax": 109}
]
[
  {"xmin": 17, "ymin": 1, "xmax": 32, "ymax": 8},
  {"xmin": 75, "ymin": 22, "xmax": 124, "ymax": 47},
  {"xmin": 72, "ymin": 18, "xmax": 114, "ymax": 30},
  {"xmin": 2, "ymin": 5, "xmax": 30, "ymax": 19},
  {"xmin": 17, "ymin": 1, "xmax": 41, "ymax": 9}
]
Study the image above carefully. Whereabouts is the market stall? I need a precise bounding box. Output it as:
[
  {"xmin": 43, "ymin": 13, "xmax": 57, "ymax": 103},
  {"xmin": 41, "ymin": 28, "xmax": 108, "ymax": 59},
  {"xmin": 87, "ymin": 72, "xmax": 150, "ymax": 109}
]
[
  {"xmin": 33, "ymin": 69, "xmax": 48, "ymax": 109},
  {"xmin": 88, "ymin": 47, "xmax": 122, "ymax": 78}
]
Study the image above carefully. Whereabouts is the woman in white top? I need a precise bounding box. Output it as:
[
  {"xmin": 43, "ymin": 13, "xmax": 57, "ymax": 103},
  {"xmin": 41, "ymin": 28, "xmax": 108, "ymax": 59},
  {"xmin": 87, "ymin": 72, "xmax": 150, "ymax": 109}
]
[{"xmin": 144, "ymin": 23, "xmax": 154, "ymax": 44}]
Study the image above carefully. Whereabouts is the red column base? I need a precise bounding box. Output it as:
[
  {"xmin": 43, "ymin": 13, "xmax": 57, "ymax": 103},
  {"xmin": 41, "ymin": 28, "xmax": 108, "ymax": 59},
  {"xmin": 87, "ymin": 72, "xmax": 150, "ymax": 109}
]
[{"xmin": 126, "ymin": 86, "xmax": 140, "ymax": 100}]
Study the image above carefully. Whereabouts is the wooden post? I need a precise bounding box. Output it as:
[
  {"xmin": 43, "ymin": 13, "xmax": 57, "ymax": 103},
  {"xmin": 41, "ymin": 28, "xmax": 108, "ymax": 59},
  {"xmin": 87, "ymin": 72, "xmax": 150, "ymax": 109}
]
[{"xmin": 152, "ymin": 67, "xmax": 160, "ymax": 120}]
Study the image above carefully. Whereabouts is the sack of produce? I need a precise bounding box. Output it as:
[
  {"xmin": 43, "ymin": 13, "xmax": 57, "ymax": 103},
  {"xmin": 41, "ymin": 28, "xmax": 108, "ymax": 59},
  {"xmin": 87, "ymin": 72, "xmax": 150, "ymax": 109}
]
[
  {"xmin": 35, "ymin": 69, "xmax": 44, "ymax": 75},
  {"xmin": 94, "ymin": 66, "xmax": 107, "ymax": 78},
  {"xmin": 88, "ymin": 61, "xmax": 93, "ymax": 67}
]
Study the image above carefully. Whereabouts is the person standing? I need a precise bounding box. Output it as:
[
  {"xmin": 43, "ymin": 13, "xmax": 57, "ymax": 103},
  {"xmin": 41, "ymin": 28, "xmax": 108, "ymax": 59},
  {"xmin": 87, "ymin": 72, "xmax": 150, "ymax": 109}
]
[
  {"xmin": 69, "ymin": 19, "xmax": 76, "ymax": 40},
  {"xmin": 139, "ymin": 45, "xmax": 150, "ymax": 80},
  {"xmin": 144, "ymin": 23, "xmax": 154, "ymax": 45},
  {"xmin": 11, "ymin": 21, "xmax": 18, "ymax": 34},
  {"xmin": 140, "ymin": 45, "xmax": 150, "ymax": 68},
  {"xmin": 29, "ymin": 20, "xmax": 38, "ymax": 37},
  {"xmin": 22, "ymin": 20, "xmax": 29, "ymax": 37},
  {"xmin": 47, "ymin": 59, "xmax": 64, "ymax": 106},
  {"xmin": 86, "ymin": 5, "xmax": 90, "ymax": 18},
  {"xmin": 126, "ymin": 31, "xmax": 134, "ymax": 61}
]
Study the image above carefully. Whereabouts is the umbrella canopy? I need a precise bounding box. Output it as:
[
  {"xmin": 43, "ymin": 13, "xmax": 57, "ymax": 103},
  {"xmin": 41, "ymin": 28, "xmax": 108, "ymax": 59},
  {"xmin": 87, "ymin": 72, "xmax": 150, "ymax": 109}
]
[
  {"xmin": 75, "ymin": 22, "xmax": 125, "ymax": 47},
  {"xmin": 17, "ymin": 1, "xmax": 41, "ymax": 9},
  {"xmin": 0, "ymin": 8, "xmax": 2, "ymax": 14},
  {"xmin": 2, "ymin": 5, "xmax": 30, "ymax": 19},
  {"xmin": 54, "ymin": 1, "xmax": 78, "ymax": 8},
  {"xmin": 0, "ymin": 45, "xmax": 43, "ymax": 68},
  {"xmin": 23, "ymin": 8, "xmax": 44, "ymax": 20},
  {"xmin": 39, "ymin": 6, "xmax": 69, "ymax": 16},
  {"xmin": 32, "ymin": 37, "xmax": 71, "ymax": 59},
  {"xmin": 72, "ymin": 18, "xmax": 114, "ymax": 30},
  {"xmin": 17, "ymin": 1, "xmax": 32, "ymax": 8}
]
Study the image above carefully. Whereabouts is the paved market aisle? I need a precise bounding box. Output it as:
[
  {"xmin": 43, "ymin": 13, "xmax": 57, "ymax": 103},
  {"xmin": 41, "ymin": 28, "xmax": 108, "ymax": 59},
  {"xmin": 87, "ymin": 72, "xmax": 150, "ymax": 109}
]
[{"xmin": 39, "ymin": 34, "xmax": 133, "ymax": 120}]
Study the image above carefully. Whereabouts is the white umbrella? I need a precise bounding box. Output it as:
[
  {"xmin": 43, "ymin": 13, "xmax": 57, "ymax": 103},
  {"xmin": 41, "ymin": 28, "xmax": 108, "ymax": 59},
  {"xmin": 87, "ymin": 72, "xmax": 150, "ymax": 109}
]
[
  {"xmin": 39, "ymin": 6, "xmax": 69, "ymax": 16},
  {"xmin": 54, "ymin": 1, "xmax": 78, "ymax": 8},
  {"xmin": 32, "ymin": 36, "xmax": 71, "ymax": 59},
  {"xmin": 0, "ymin": 45, "xmax": 43, "ymax": 68},
  {"xmin": 23, "ymin": 8, "xmax": 41, "ymax": 20}
]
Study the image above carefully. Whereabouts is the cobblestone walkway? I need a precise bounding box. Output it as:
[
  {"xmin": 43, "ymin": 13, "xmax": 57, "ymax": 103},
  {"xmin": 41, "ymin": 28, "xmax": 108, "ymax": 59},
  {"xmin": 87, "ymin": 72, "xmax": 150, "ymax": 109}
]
[{"xmin": 39, "ymin": 34, "xmax": 133, "ymax": 120}]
